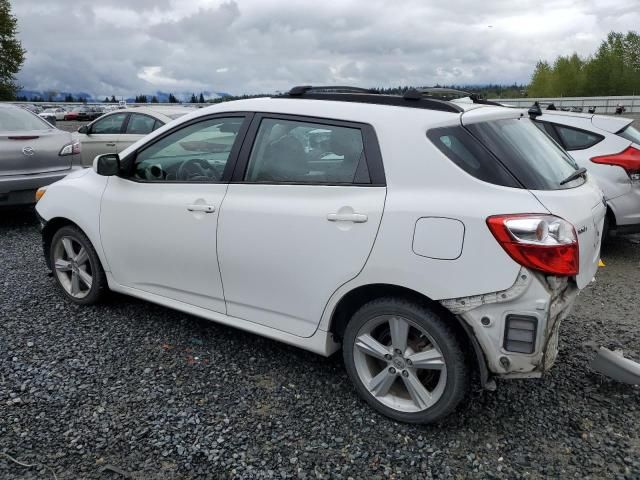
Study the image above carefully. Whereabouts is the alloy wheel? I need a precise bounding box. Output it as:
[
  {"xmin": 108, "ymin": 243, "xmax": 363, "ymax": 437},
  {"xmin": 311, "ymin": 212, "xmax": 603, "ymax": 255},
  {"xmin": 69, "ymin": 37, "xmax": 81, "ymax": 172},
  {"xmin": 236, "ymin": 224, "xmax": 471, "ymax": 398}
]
[
  {"xmin": 52, "ymin": 236, "xmax": 93, "ymax": 299},
  {"xmin": 353, "ymin": 314, "xmax": 447, "ymax": 413}
]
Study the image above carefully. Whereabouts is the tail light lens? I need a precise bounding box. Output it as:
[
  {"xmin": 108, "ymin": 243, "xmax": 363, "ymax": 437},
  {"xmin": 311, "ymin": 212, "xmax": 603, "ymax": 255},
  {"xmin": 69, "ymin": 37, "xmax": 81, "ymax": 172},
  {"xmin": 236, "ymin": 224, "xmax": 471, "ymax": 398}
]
[
  {"xmin": 59, "ymin": 141, "xmax": 81, "ymax": 156},
  {"xmin": 591, "ymin": 146, "xmax": 640, "ymax": 182},
  {"xmin": 487, "ymin": 214, "xmax": 579, "ymax": 276}
]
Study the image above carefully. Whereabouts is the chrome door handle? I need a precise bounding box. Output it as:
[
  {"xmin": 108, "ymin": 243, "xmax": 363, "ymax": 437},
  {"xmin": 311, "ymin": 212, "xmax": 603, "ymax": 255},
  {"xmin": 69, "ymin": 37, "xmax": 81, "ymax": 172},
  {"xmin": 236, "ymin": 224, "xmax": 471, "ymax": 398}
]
[
  {"xmin": 105, "ymin": 143, "xmax": 116, "ymax": 147},
  {"xmin": 187, "ymin": 204, "xmax": 215, "ymax": 213},
  {"xmin": 327, "ymin": 212, "xmax": 368, "ymax": 223}
]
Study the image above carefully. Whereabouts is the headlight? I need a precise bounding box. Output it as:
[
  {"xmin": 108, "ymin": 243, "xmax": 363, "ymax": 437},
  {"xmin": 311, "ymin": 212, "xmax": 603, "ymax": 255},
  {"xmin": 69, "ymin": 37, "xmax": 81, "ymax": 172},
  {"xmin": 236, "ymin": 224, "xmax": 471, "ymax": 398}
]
[
  {"xmin": 35, "ymin": 187, "xmax": 47, "ymax": 202},
  {"xmin": 59, "ymin": 141, "xmax": 81, "ymax": 156}
]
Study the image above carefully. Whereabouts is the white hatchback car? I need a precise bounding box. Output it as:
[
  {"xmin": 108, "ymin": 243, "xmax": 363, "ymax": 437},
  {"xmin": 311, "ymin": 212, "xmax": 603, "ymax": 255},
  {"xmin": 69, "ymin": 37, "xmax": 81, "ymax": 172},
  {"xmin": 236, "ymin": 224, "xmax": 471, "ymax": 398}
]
[
  {"xmin": 76, "ymin": 106, "xmax": 195, "ymax": 167},
  {"xmin": 531, "ymin": 109, "xmax": 640, "ymax": 236},
  {"xmin": 35, "ymin": 87, "xmax": 605, "ymax": 423}
]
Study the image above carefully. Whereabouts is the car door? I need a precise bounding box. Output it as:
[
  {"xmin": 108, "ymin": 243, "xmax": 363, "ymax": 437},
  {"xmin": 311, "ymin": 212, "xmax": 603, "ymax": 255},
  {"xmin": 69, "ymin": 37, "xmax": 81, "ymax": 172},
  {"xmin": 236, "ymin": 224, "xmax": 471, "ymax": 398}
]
[
  {"xmin": 99, "ymin": 114, "xmax": 250, "ymax": 313},
  {"xmin": 79, "ymin": 112, "xmax": 128, "ymax": 166},
  {"xmin": 118, "ymin": 113, "xmax": 161, "ymax": 152},
  {"xmin": 217, "ymin": 114, "xmax": 386, "ymax": 337}
]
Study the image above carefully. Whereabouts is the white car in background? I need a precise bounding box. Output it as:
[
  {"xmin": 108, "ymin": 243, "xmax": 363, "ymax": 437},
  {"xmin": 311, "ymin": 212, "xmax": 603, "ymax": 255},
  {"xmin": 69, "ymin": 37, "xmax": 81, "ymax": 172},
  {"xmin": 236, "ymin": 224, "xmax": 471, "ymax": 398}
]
[
  {"xmin": 40, "ymin": 107, "xmax": 68, "ymax": 121},
  {"xmin": 76, "ymin": 106, "xmax": 195, "ymax": 166},
  {"xmin": 533, "ymin": 111, "xmax": 640, "ymax": 236},
  {"xmin": 36, "ymin": 87, "xmax": 605, "ymax": 423}
]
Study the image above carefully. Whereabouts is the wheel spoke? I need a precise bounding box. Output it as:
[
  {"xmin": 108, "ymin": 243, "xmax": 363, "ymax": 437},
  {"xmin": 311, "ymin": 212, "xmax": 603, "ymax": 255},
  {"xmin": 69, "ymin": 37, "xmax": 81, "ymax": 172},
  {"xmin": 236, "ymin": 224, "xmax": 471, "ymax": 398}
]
[
  {"xmin": 407, "ymin": 348, "xmax": 445, "ymax": 370},
  {"xmin": 389, "ymin": 317, "xmax": 409, "ymax": 354},
  {"xmin": 77, "ymin": 268, "xmax": 92, "ymax": 289},
  {"xmin": 54, "ymin": 259, "xmax": 72, "ymax": 272},
  {"xmin": 355, "ymin": 333, "xmax": 391, "ymax": 361},
  {"xmin": 368, "ymin": 368, "xmax": 396, "ymax": 397},
  {"xmin": 402, "ymin": 371, "xmax": 433, "ymax": 410},
  {"xmin": 61, "ymin": 238, "xmax": 75, "ymax": 259},
  {"xmin": 74, "ymin": 247, "xmax": 88, "ymax": 265},
  {"xmin": 71, "ymin": 271, "xmax": 80, "ymax": 295}
]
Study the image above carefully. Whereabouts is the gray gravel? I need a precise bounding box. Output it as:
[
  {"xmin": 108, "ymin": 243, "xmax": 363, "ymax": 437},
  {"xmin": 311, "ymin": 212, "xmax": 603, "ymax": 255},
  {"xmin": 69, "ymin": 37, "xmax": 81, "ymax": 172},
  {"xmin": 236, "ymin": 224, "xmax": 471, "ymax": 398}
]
[{"xmin": 1, "ymin": 208, "xmax": 639, "ymax": 479}]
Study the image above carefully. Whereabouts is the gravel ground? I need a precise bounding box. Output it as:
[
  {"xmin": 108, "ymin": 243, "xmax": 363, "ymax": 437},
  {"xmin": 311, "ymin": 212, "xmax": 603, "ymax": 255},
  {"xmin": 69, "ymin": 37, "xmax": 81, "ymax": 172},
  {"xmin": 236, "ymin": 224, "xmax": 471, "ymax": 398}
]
[{"xmin": 1, "ymin": 208, "xmax": 639, "ymax": 479}]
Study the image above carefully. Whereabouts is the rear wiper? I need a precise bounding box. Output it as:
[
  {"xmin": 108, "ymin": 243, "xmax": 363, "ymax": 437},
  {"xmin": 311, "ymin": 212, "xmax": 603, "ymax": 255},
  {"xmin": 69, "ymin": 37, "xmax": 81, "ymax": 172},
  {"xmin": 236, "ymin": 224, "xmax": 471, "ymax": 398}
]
[{"xmin": 560, "ymin": 167, "xmax": 587, "ymax": 185}]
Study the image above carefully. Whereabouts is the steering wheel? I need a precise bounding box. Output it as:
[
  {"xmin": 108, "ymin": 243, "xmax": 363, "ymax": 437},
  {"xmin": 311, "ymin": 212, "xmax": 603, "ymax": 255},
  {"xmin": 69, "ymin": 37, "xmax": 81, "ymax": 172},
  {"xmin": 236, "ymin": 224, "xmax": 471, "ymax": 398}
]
[{"xmin": 177, "ymin": 158, "xmax": 220, "ymax": 181}]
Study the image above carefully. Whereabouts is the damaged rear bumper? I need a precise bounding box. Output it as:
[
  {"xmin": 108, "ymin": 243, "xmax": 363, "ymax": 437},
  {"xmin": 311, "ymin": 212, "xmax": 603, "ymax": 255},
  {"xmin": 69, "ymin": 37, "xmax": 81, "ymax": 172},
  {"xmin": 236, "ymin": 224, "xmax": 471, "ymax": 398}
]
[{"xmin": 440, "ymin": 268, "xmax": 580, "ymax": 380}]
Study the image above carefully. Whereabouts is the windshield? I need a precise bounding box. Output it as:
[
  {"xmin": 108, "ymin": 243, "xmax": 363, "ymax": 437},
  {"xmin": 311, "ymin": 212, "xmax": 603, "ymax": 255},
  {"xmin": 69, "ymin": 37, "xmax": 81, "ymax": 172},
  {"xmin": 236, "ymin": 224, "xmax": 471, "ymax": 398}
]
[
  {"xmin": 465, "ymin": 117, "xmax": 582, "ymax": 190},
  {"xmin": 618, "ymin": 124, "xmax": 640, "ymax": 145},
  {"xmin": 0, "ymin": 107, "xmax": 52, "ymax": 131}
]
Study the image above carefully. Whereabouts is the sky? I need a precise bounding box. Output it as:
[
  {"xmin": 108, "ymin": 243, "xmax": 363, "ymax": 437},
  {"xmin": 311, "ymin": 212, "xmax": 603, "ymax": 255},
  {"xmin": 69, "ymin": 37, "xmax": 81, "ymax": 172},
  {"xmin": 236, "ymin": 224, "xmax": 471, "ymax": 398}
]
[{"xmin": 12, "ymin": 0, "xmax": 640, "ymax": 98}]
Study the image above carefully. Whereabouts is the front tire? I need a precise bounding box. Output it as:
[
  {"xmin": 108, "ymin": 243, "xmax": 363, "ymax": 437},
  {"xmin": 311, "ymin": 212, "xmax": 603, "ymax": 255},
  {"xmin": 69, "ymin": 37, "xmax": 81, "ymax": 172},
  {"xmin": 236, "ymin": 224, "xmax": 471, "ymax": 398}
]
[
  {"xmin": 343, "ymin": 298, "xmax": 469, "ymax": 424},
  {"xmin": 50, "ymin": 225, "xmax": 107, "ymax": 305}
]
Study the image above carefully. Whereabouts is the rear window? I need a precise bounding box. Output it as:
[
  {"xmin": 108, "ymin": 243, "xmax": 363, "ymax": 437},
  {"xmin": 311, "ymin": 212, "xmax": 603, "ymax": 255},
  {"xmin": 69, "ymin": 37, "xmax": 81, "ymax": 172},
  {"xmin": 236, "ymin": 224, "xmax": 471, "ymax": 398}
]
[
  {"xmin": 427, "ymin": 126, "xmax": 519, "ymax": 187},
  {"xmin": 618, "ymin": 124, "xmax": 640, "ymax": 145},
  {"xmin": 465, "ymin": 117, "xmax": 583, "ymax": 190},
  {"xmin": 0, "ymin": 107, "xmax": 51, "ymax": 131}
]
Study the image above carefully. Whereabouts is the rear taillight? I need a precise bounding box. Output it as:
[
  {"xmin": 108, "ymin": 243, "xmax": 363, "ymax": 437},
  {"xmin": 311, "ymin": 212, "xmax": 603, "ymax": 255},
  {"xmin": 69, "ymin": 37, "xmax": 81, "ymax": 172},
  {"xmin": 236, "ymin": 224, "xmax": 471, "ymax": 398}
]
[
  {"xmin": 59, "ymin": 141, "xmax": 81, "ymax": 156},
  {"xmin": 591, "ymin": 146, "xmax": 640, "ymax": 182},
  {"xmin": 487, "ymin": 214, "xmax": 579, "ymax": 276}
]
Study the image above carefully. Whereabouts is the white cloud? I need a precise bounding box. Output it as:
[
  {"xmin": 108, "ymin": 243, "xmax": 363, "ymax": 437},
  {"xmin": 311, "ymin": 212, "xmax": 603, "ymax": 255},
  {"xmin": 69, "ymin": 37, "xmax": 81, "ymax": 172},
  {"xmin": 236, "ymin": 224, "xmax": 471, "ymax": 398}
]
[{"xmin": 12, "ymin": 0, "xmax": 640, "ymax": 97}]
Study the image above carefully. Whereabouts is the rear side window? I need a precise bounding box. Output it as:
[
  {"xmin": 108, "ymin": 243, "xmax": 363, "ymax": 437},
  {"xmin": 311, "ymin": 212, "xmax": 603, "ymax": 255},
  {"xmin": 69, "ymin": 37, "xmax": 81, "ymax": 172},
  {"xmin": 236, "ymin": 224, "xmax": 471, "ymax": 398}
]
[
  {"xmin": 553, "ymin": 124, "xmax": 603, "ymax": 150},
  {"xmin": 427, "ymin": 126, "xmax": 519, "ymax": 188},
  {"xmin": 618, "ymin": 124, "xmax": 640, "ymax": 145},
  {"xmin": 245, "ymin": 118, "xmax": 370, "ymax": 184},
  {"xmin": 466, "ymin": 117, "xmax": 582, "ymax": 190}
]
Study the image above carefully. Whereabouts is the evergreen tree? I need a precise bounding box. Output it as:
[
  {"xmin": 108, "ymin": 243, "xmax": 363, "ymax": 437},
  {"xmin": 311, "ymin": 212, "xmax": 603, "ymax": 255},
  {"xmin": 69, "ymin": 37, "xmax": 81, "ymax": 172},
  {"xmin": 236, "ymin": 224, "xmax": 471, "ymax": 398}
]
[
  {"xmin": 104, "ymin": 97, "xmax": 110, "ymax": 103},
  {"xmin": 151, "ymin": 95, "xmax": 159, "ymax": 103},
  {"xmin": 110, "ymin": 95, "xmax": 117, "ymax": 103},
  {"xmin": 168, "ymin": 93, "xmax": 178, "ymax": 103},
  {"xmin": 0, "ymin": 0, "xmax": 26, "ymax": 100},
  {"xmin": 199, "ymin": 92, "xmax": 205, "ymax": 103},
  {"xmin": 190, "ymin": 93, "xmax": 197, "ymax": 103}
]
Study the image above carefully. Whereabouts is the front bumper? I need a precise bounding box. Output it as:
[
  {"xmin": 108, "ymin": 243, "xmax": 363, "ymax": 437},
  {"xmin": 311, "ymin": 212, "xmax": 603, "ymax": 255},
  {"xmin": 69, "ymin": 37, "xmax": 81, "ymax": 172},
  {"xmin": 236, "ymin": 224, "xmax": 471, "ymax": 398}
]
[
  {"xmin": 0, "ymin": 168, "xmax": 80, "ymax": 206},
  {"xmin": 441, "ymin": 268, "xmax": 580, "ymax": 378}
]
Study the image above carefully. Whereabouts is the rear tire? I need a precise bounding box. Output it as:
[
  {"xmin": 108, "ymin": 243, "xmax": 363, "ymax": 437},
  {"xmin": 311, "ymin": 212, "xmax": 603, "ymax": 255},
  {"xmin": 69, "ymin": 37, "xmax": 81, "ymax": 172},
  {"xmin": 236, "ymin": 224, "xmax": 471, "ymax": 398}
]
[
  {"xmin": 343, "ymin": 297, "xmax": 469, "ymax": 424},
  {"xmin": 50, "ymin": 225, "xmax": 107, "ymax": 305}
]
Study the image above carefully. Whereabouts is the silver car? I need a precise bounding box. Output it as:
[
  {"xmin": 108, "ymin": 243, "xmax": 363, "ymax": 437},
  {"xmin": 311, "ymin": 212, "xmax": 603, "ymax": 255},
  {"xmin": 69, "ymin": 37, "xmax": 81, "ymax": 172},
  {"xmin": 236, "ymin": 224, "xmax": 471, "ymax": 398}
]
[
  {"xmin": 0, "ymin": 104, "xmax": 82, "ymax": 206},
  {"xmin": 533, "ymin": 111, "xmax": 640, "ymax": 236}
]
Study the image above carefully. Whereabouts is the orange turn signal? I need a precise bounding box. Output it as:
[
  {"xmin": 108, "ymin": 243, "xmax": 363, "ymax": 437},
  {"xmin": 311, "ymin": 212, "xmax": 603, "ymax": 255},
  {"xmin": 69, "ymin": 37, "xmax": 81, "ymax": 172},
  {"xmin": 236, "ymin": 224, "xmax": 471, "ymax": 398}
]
[{"xmin": 35, "ymin": 187, "xmax": 47, "ymax": 202}]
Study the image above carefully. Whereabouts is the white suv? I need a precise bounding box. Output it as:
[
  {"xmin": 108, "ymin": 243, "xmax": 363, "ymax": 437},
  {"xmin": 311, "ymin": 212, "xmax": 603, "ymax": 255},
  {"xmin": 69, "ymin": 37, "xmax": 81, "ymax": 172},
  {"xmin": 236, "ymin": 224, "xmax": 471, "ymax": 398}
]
[
  {"xmin": 532, "ymin": 109, "xmax": 640, "ymax": 236},
  {"xmin": 35, "ymin": 87, "xmax": 605, "ymax": 423}
]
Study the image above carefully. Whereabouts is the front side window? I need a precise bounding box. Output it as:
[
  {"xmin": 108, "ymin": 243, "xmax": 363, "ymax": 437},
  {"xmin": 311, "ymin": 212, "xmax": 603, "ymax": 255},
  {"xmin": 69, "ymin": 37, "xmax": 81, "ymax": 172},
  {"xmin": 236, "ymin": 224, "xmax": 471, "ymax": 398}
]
[
  {"xmin": 133, "ymin": 117, "xmax": 243, "ymax": 182},
  {"xmin": 553, "ymin": 124, "xmax": 603, "ymax": 150},
  {"xmin": 466, "ymin": 117, "xmax": 582, "ymax": 190},
  {"xmin": 126, "ymin": 114, "xmax": 158, "ymax": 135},
  {"xmin": 245, "ymin": 118, "xmax": 369, "ymax": 184},
  {"xmin": 92, "ymin": 113, "xmax": 127, "ymax": 134}
]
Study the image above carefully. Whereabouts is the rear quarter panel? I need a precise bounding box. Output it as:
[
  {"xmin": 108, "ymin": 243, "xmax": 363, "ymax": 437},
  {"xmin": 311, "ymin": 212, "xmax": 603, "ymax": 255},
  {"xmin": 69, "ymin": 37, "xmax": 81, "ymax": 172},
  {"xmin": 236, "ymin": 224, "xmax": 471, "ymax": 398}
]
[{"xmin": 319, "ymin": 110, "xmax": 548, "ymax": 331}]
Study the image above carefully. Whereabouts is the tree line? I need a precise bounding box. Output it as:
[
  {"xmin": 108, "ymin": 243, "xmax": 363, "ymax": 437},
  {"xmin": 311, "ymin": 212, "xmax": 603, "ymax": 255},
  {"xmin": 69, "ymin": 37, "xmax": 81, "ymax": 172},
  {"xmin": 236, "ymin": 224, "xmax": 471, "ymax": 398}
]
[{"xmin": 529, "ymin": 31, "xmax": 640, "ymax": 97}]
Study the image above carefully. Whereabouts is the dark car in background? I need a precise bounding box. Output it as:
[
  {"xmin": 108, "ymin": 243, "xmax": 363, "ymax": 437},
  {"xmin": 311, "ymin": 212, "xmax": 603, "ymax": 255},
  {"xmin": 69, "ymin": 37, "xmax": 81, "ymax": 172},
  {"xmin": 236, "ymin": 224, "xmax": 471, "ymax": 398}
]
[
  {"xmin": 0, "ymin": 104, "xmax": 82, "ymax": 206},
  {"xmin": 75, "ymin": 106, "xmax": 103, "ymax": 122}
]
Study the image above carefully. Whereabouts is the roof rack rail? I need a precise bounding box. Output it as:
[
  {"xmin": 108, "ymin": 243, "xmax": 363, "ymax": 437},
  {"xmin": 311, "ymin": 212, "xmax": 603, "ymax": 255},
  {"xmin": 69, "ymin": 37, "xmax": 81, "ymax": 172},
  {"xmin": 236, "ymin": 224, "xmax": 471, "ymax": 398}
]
[
  {"xmin": 288, "ymin": 85, "xmax": 378, "ymax": 96},
  {"xmin": 278, "ymin": 85, "xmax": 463, "ymax": 114}
]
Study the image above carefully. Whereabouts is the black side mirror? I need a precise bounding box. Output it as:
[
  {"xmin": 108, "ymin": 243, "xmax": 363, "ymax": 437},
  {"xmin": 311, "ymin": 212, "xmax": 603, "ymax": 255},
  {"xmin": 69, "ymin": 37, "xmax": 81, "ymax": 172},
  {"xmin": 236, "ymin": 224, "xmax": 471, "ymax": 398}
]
[
  {"xmin": 95, "ymin": 153, "xmax": 120, "ymax": 176},
  {"xmin": 78, "ymin": 125, "xmax": 89, "ymax": 134}
]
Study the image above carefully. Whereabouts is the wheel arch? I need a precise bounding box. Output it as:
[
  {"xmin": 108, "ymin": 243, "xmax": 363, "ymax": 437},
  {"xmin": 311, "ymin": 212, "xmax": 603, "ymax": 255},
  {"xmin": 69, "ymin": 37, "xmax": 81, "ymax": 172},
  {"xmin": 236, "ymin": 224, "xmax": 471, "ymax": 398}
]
[{"xmin": 328, "ymin": 283, "xmax": 490, "ymax": 386}]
